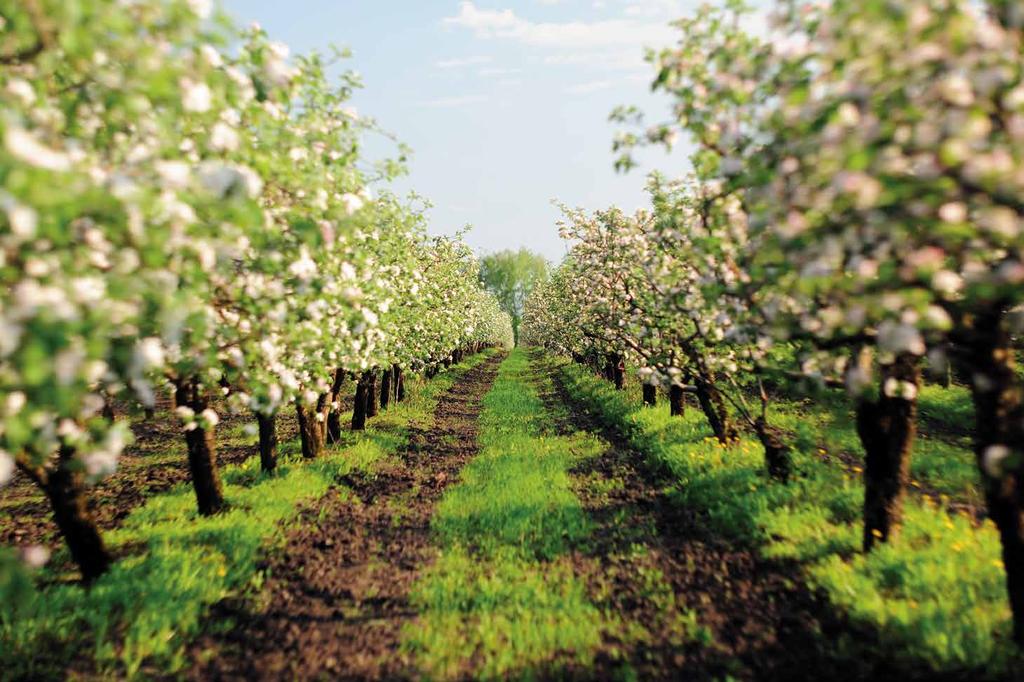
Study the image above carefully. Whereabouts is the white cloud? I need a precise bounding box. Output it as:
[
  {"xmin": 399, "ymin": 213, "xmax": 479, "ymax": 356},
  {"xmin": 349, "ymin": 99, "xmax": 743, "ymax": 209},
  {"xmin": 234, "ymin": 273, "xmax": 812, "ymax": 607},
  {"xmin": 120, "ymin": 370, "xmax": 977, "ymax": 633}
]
[
  {"xmin": 421, "ymin": 94, "xmax": 489, "ymax": 108},
  {"xmin": 542, "ymin": 49, "xmax": 645, "ymax": 70},
  {"xmin": 436, "ymin": 55, "xmax": 493, "ymax": 68},
  {"xmin": 443, "ymin": 1, "xmax": 676, "ymax": 50},
  {"xmin": 478, "ymin": 67, "xmax": 523, "ymax": 76},
  {"xmin": 567, "ymin": 79, "xmax": 613, "ymax": 94},
  {"xmin": 622, "ymin": 0, "xmax": 688, "ymax": 20}
]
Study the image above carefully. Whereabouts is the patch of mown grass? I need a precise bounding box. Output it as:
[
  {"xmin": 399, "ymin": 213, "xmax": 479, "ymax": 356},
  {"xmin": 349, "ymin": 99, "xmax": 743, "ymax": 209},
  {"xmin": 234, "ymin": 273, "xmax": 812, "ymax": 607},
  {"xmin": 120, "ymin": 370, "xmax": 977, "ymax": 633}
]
[
  {"xmin": 556, "ymin": 358, "xmax": 1016, "ymax": 676},
  {"xmin": 0, "ymin": 351, "xmax": 495, "ymax": 679},
  {"xmin": 405, "ymin": 349, "xmax": 618, "ymax": 680}
]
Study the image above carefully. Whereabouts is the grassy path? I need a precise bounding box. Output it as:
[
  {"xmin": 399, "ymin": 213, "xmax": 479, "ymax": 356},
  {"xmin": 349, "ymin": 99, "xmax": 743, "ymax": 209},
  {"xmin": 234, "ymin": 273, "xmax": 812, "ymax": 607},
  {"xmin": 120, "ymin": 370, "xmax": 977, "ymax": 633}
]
[{"xmin": 404, "ymin": 349, "xmax": 728, "ymax": 679}]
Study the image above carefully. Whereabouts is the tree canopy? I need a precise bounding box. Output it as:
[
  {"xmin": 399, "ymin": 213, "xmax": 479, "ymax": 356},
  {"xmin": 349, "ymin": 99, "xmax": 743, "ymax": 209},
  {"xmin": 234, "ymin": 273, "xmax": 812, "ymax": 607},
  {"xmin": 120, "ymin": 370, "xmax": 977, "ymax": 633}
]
[{"xmin": 478, "ymin": 249, "xmax": 549, "ymax": 345}]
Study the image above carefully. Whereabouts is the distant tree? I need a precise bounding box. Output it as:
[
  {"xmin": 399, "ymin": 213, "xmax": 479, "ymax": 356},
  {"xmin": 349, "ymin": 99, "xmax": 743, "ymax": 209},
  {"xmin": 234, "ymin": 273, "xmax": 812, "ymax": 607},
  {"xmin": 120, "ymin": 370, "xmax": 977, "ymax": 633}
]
[{"xmin": 479, "ymin": 249, "xmax": 549, "ymax": 345}]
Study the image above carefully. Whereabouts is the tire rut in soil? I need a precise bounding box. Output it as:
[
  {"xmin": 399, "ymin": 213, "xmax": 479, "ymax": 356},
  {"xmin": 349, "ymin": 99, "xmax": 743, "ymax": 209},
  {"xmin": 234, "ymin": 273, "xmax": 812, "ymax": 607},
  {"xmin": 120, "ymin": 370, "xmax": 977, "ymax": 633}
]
[
  {"xmin": 184, "ymin": 354, "xmax": 503, "ymax": 681},
  {"xmin": 530, "ymin": 352, "xmax": 913, "ymax": 682}
]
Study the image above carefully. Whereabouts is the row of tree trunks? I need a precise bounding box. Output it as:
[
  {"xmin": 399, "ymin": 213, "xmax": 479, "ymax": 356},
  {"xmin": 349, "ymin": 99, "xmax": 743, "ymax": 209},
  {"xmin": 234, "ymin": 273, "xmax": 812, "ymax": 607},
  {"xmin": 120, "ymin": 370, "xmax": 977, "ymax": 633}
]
[
  {"xmin": 30, "ymin": 349, "xmax": 473, "ymax": 584},
  {"xmin": 642, "ymin": 383, "xmax": 657, "ymax": 407}
]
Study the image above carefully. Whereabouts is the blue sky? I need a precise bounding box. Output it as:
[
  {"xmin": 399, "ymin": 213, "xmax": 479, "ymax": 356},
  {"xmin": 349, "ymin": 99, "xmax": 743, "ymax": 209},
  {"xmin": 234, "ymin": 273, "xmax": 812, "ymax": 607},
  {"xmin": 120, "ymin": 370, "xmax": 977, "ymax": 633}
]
[{"xmin": 220, "ymin": 1, "xmax": 702, "ymax": 262}]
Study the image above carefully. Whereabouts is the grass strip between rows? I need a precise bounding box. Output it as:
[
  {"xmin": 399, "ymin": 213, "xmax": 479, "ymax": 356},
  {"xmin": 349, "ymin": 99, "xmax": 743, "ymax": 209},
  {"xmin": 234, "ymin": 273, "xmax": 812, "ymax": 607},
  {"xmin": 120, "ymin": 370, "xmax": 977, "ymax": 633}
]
[
  {"xmin": 0, "ymin": 350, "xmax": 496, "ymax": 679},
  {"xmin": 403, "ymin": 348, "xmax": 613, "ymax": 679}
]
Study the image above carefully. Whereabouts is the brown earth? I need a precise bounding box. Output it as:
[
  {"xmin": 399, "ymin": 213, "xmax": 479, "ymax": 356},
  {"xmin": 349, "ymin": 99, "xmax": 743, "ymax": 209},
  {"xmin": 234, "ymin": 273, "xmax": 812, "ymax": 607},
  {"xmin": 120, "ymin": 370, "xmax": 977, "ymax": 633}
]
[
  {"xmin": 182, "ymin": 353, "xmax": 503, "ymax": 681},
  {"xmin": 531, "ymin": 352, "xmax": 982, "ymax": 682}
]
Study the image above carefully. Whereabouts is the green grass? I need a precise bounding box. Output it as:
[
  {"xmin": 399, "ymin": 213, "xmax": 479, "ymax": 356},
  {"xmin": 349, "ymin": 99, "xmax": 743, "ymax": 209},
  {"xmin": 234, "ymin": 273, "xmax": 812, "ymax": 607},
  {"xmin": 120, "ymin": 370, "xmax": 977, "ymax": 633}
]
[
  {"xmin": 404, "ymin": 349, "xmax": 618, "ymax": 680},
  {"xmin": 0, "ymin": 351, "xmax": 495, "ymax": 679},
  {"xmin": 767, "ymin": 383, "xmax": 981, "ymax": 505},
  {"xmin": 556, "ymin": 358, "xmax": 1016, "ymax": 676}
]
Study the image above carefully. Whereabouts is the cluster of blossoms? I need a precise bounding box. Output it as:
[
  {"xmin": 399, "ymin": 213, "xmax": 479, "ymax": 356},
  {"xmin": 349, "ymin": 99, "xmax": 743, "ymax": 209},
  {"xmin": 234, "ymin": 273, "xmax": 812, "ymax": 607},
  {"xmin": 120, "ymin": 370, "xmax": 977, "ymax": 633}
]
[
  {"xmin": 0, "ymin": 0, "xmax": 512, "ymax": 581},
  {"xmin": 525, "ymin": 0, "xmax": 1024, "ymax": 643}
]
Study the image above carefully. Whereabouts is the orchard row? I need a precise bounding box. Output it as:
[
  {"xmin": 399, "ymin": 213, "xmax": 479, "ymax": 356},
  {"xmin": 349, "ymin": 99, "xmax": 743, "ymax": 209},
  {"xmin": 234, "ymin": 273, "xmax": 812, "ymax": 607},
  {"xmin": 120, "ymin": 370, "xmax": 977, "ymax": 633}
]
[
  {"xmin": 522, "ymin": 0, "xmax": 1024, "ymax": 643},
  {"xmin": 0, "ymin": 1, "xmax": 513, "ymax": 582}
]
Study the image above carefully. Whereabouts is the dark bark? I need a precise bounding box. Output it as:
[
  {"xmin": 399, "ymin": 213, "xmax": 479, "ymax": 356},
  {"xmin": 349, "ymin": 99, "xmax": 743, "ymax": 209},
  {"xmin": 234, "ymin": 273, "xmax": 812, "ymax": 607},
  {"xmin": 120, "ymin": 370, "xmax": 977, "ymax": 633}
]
[
  {"xmin": 604, "ymin": 354, "xmax": 616, "ymax": 383},
  {"xmin": 326, "ymin": 407, "xmax": 344, "ymax": 444},
  {"xmin": 380, "ymin": 368, "xmax": 392, "ymax": 410},
  {"xmin": 755, "ymin": 417, "xmax": 791, "ymax": 484},
  {"xmin": 670, "ymin": 384, "xmax": 686, "ymax": 417},
  {"xmin": 855, "ymin": 354, "xmax": 919, "ymax": 552},
  {"xmin": 351, "ymin": 372, "xmax": 370, "ymax": 431},
  {"xmin": 101, "ymin": 398, "xmax": 115, "ymax": 421},
  {"xmin": 693, "ymin": 374, "xmax": 736, "ymax": 444},
  {"xmin": 642, "ymin": 383, "xmax": 657, "ymax": 407},
  {"xmin": 397, "ymin": 367, "xmax": 406, "ymax": 402},
  {"xmin": 257, "ymin": 412, "xmax": 278, "ymax": 473},
  {"xmin": 296, "ymin": 402, "xmax": 325, "ymax": 459},
  {"xmin": 366, "ymin": 370, "xmax": 379, "ymax": 418},
  {"xmin": 968, "ymin": 309, "xmax": 1024, "ymax": 645},
  {"xmin": 613, "ymin": 355, "xmax": 626, "ymax": 390},
  {"xmin": 391, "ymin": 364, "xmax": 401, "ymax": 404},
  {"xmin": 325, "ymin": 369, "xmax": 346, "ymax": 443},
  {"xmin": 39, "ymin": 448, "xmax": 111, "ymax": 582},
  {"xmin": 174, "ymin": 380, "xmax": 226, "ymax": 516}
]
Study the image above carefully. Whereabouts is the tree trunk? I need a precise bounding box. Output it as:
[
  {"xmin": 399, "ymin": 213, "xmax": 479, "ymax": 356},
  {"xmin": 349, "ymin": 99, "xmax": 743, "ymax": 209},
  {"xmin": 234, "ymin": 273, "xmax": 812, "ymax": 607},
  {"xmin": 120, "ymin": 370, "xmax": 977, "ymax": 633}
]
[
  {"xmin": 670, "ymin": 384, "xmax": 686, "ymax": 417},
  {"xmin": 101, "ymin": 398, "xmax": 116, "ymax": 421},
  {"xmin": 366, "ymin": 370, "xmax": 379, "ymax": 418},
  {"xmin": 614, "ymin": 355, "xmax": 626, "ymax": 390},
  {"xmin": 352, "ymin": 372, "xmax": 370, "ymax": 431},
  {"xmin": 296, "ymin": 402, "xmax": 325, "ymax": 459},
  {"xmin": 968, "ymin": 309, "xmax": 1024, "ymax": 645},
  {"xmin": 755, "ymin": 417, "xmax": 791, "ymax": 484},
  {"xmin": 380, "ymin": 368, "xmax": 392, "ymax": 410},
  {"xmin": 604, "ymin": 354, "xmax": 616, "ymax": 383},
  {"xmin": 326, "ymin": 407, "xmax": 344, "ymax": 444},
  {"xmin": 693, "ymin": 374, "xmax": 735, "ymax": 444},
  {"xmin": 855, "ymin": 354, "xmax": 919, "ymax": 552},
  {"xmin": 324, "ymin": 369, "xmax": 346, "ymax": 443},
  {"xmin": 39, "ymin": 448, "xmax": 111, "ymax": 582},
  {"xmin": 397, "ymin": 367, "xmax": 406, "ymax": 402},
  {"xmin": 642, "ymin": 383, "xmax": 657, "ymax": 407},
  {"xmin": 391, "ymin": 364, "xmax": 401, "ymax": 404},
  {"xmin": 257, "ymin": 412, "xmax": 278, "ymax": 473},
  {"xmin": 175, "ymin": 380, "xmax": 226, "ymax": 516}
]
